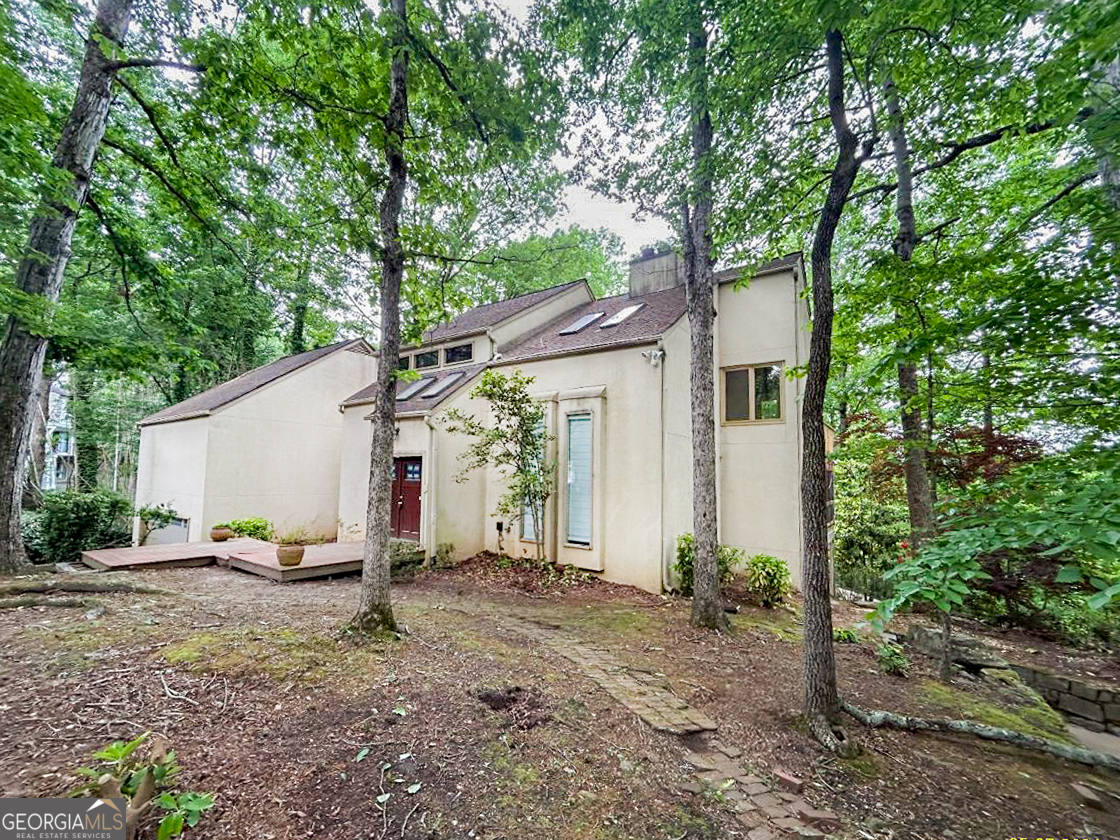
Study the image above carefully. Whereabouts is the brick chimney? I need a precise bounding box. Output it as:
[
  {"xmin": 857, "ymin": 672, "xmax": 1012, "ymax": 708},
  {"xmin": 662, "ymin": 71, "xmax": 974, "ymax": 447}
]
[{"xmin": 629, "ymin": 248, "xmax": 682, "ymax": 296}]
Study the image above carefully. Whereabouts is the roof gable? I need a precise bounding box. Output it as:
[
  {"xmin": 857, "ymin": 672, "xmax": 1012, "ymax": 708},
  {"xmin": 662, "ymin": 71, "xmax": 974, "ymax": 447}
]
[
  {"xmin": 139, "ymin": 339, "xmax": 372, "ymax": 427},
  {"xmin": 417, "ymin": 281, "xmax": 587, "ymax": 346}
]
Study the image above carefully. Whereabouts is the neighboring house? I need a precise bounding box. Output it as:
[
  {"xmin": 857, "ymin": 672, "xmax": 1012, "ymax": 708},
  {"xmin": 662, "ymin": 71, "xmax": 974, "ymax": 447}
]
[
  {"xmin": 134, "ymin": 339, "xmax": 376, "ymax": 544},
  {"xmin": 336, "ymin": 250, "xmax": 812, "ymax": 593},
  {"xmin": 40, "ymin": 376, "xmax": 75, "ymax": 492}
]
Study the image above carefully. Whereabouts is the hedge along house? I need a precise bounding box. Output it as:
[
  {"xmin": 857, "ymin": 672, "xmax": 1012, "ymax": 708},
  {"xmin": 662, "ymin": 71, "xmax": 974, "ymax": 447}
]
[
  {"xmin": 337, "ymin": 250, "xmax": 813, "ymax": 593},
  {"xmin": 134, "ymin": 339, "xmax": 376, "ymax": 544}
]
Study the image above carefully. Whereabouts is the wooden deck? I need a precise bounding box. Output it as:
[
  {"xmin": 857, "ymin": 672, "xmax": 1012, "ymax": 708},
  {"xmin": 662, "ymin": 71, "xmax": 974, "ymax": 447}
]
[
  {"xmin": 81, "ymin": 539, "xmax": 274, "ymax": 571},
  {"xmin": 228, "ymin": 542, "xmax": 364, "ymax": 582}
]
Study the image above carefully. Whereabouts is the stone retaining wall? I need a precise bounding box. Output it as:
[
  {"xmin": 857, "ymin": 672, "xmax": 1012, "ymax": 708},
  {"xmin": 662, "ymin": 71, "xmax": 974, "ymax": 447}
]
[{"xmin": 1011, "ymin": 664, "xmax": 1120, "ymax": 734}]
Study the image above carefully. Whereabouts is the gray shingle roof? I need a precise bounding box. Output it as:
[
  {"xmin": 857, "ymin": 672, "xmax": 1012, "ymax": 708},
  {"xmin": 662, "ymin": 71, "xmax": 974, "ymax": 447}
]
[
  {"xmin": 496, "ymin": 253, "xmax": 801, "ymax": 364},
  {"xmin": 715, "ymin": 252, "xmax": 802, "ymax": 284},
  {"xmin": 416, "ymin": 281, "xmax": 587, "ymax": 346},
  {"xmin": 498, "ymin": 286, "xmax": 687, "ymax": 363},
  {"xmin": 139, "ymin": 339, "xmax": 372, "ymax": 427},
  {"xmin": 342, "ymin": 362, "xmax": 488, "ymax": 416}
]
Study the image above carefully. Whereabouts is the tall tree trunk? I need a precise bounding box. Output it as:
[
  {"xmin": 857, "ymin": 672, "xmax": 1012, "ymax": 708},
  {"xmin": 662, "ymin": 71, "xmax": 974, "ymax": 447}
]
[
  {"xmin": 981, "ymin": 350, "xmax": 994, "ymax": 439},
  {"xmin": 353, "ymin": 0, "xmax": 408, "ymax": 635},
  {"xmin": 884, "ymin": 75, "xmax": 934, "ymax": 548},
  {"xmin": 22, "ymin": 369, "xmax": 53, "ymax": 508},
  {"xmin": 288, "ymin": 297, "xmax": 308, "ymax": 355},
  {"xmin": 1100, "ymin": 59, "xmax": 1120, "ymax": 212},
  {"xmin": 0, "ymin": 0, "xmax": 133, "ymax": 571},
  {"xmin": 72, "ymin": 368, "xmax": 100, "ymax": 491},
  {"xmin": 802, "ymin": 29, "xmax": 865, "ymax": 753},
  {"xmin": 682, "ymin": 3, "xmax": 726, "ymax": 631}
]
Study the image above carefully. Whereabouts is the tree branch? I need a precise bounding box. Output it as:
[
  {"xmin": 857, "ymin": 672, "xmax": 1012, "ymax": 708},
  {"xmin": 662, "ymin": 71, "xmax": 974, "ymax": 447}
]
[
  {"xmin": 850, "ymin": 108, "xmax": 1095, "ymax": 202},
  {"xmin": 109, "ymin": 58, "xmax": 205, "ymax": 72}
]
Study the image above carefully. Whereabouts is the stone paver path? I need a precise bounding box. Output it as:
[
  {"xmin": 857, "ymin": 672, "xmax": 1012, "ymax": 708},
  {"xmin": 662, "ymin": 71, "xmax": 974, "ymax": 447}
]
[
  {"xmin": 501, "ymin": 614, "xmax": 717, "ymax": 733},
  {"xmin": 682, "ymin": 742, "xmax": 839, "ymax": 839},
  {"xmin": 501, "ymin": 613, "xmax": 841, "ymax": 838}
]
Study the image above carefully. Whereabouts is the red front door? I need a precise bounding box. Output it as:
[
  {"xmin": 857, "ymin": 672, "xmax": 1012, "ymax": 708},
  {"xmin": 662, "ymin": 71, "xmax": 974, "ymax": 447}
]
[{"xmin": 391, "ymin": 457, "xmax": 422, "ymax": 541}]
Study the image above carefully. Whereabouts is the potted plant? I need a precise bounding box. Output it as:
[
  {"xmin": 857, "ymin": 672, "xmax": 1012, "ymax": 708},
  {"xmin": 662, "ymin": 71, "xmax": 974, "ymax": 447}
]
[
  {"xmin": 209, "ymin": 522, "xmax": 234, "ymax": 542},
  {"xmin": 275, "ymin": 527, "xmax": 311, "ymax": 567}
]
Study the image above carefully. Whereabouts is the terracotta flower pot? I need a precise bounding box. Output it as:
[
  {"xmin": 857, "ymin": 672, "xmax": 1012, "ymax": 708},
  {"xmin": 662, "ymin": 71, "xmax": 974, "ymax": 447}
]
[
  {"xmin": 210, "ymin": 527, "xmax": 234, "ymax": 542},
  {"xmin": 276, "ymin": 544, "xmax": 305, "ymax": 567}
]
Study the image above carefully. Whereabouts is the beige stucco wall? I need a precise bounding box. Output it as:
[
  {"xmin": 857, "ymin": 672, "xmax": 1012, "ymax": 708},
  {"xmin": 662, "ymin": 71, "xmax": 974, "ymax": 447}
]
[
  {"xmin": 197, "ymin": 346, "xmax": 375, "ymax": 540},
  {"xmin": 479, "ymin": 345, "xmax": 666, "ymax": 593},
  {"xmin": 337, "ymin": 403, "xmax": 376, "ymax": 542},
  {"xmin": 660, "ymin": 316, "xmax": 693, "ymax": 588},
  {"xmin": 715, "ymin": 268, "xmax": 808, "ymax": 588},
  {"xmin": 134, "ymin": 416, "xmax": 209, "ymax": 542}
]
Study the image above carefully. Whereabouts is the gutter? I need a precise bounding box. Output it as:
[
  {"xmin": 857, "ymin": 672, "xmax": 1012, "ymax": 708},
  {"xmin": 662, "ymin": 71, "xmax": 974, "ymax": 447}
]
[{"xmin": 493, "ymin": 337, "xmax": 661, "ymax": 368}]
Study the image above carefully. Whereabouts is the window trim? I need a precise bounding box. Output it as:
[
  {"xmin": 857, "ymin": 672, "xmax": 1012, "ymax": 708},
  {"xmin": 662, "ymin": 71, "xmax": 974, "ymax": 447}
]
[
  {"xmin": 414, "ymin": 349, "xmax": 439, "ymax": 369},
  {"xmin": 443, "ymin": 342, "xmax": 473, "ymax": 365},
  {"xmin": 721, "ymin": 362, "xmax": 785, "ymax": 425}
]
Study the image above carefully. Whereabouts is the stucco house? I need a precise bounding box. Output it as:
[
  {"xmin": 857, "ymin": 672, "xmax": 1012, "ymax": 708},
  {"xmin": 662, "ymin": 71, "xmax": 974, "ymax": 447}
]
[
  {"xmin": 133, "ymin": 339, "xmax": 376, "ymax": 543},
  {"xmin": 336, "ymin": 250, "xmax": 811, "ymax": 592},
  {"xmin": 134, "ymin": 249, "xmax": 813, "ymax": 592}
]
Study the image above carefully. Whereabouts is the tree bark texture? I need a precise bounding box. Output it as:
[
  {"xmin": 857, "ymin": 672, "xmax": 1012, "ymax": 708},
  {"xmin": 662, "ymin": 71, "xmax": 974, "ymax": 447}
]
[
  {"xmin": 898, "ymin": 358, "xmax": 934, "ymax": 543},
  {"xmin": 22, "ymin": 371, "xmax": 52, "ymax": 508},
  {"xmin": 353, "ymin": 0, "xmax": 408, "ymax": 635},
  {"xmin": 884, "ymin": 75, "xmax": 935, "ymax": 548},
  {"xmin": 841, "ymin": 698, "xmax": 1120, "ymax": 772},
  {"xmin": 682, "ymin": 6, "xmax": 726, "ymax": 631},
  {"xmin": 1100, "ymin": 59, "xmax": 1120, "ymax": 212},
  {"xmin": 0, "ymin": 0, "xmax": 133, "ymax": 571},
  {"xmin": 802, "ymin": 29, "xmax": 865, "ymax": 751}
]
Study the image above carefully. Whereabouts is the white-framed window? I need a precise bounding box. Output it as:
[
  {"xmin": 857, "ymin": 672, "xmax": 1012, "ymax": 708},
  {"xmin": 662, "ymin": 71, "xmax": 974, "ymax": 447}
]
[
  {"xmin": 415, "ymin": 350, "xmax": 439, "ymax": 369},
  {"xmin": 565, "ymin": 413, "xmax": 593, "ymax": 546},
  {"xmin": 722, "ymin": 363, "xmax": 783, "ymax": 424}
]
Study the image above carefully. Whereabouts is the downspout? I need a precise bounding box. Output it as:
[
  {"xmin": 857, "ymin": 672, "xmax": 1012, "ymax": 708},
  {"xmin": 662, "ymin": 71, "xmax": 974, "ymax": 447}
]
[
  {"xmin": 657, "ymin": 338, "xmax": 670, "ymax": 592},
  {"xmin": 424, "ymin": 412, "xmax": 438, "ymax": 561}
]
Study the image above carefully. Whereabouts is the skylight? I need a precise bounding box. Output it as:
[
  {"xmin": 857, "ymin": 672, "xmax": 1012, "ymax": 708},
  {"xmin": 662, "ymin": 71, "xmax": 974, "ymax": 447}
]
[
  {"xmin": 599, "ymin": 303, "xmax": 644, "ymax": 328},
  {"xmin": 397, "ymin": 378, "xmax": 432, "ymax": 400},
  {"xmin": 421, "ymin": 372, "xmax": 464, "ymax": 398},
  {"xmin": 558, "ymin": 312, "xmax": 605, "ymax": 335}
]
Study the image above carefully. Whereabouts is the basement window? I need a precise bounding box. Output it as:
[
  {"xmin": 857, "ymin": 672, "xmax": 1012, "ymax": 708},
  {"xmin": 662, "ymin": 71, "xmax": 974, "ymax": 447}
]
[
  {"xmin": 444, "ymin": 343, "xmax": 473, "ymax": 364},
  {"xmin": 599, "ymin": 303, "xmax": 644, "ymax": 328},
  {"xmin": 415, "ymin": 350, "xmax": 439, "ymax": 369},
  {"xmin": 723, "ymin": 364, "xmax": 783, "ymax": 423}
]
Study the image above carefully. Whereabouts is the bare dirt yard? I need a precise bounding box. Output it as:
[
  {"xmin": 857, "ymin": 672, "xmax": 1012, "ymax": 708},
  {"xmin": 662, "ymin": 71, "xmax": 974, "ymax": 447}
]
[{"xmin": 1, "ymin": 558, "xmax": 1118, "ymax": 840}]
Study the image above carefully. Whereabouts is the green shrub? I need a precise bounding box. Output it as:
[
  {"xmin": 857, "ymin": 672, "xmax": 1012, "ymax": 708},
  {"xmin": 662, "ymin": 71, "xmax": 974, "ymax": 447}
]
[
  {"xmin": 674, "ymin": 533, "xmax": 740, "ymax": 595},
  {"xmin": 32, "ymin": 490, "xmax": 133, "ymax": 564},
  {"xmin": 833, "ymin": 627, "xmax": 859, "ymax": 643},
  {"xmin": 876, "ymin": 642, "xmax": 910, "ymax": 676},
  {"xmin": 21, "ymin": 511, "xmax": 46, "ymax": 561},
  {"xmin": 221, "ymin": 517, "xmax": 274, "ymax": 541},
  {"xmin": 743, "ymin": 554, "xmax": 791, "ymax": 607}
]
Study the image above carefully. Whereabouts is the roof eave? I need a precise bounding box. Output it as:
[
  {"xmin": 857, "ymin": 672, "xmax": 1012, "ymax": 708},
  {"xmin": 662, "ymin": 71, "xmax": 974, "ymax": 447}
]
[
  {"xmin": 496, "ymin": 337, "xmax": 661, "ymax": 367},
  {"xmin": 138, "ymin": 409, "xmax": 213, "ymax": 428}
]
